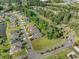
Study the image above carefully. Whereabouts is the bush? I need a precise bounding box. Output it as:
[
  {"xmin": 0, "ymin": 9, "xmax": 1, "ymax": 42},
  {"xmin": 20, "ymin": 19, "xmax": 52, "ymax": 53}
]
[{"xmin": 0, "ymin": 6, "xmax": 3, "ymax": 10}]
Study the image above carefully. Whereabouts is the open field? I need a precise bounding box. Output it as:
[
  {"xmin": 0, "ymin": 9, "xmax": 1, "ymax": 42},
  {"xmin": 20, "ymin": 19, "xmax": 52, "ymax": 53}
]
[{"xmin": 32, "ymin": 36, "xmax": 65, "ymax": 51}]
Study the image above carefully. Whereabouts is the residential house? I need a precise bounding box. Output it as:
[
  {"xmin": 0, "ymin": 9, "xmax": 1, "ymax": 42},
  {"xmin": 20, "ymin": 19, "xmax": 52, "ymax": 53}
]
[
  {"xmin": 28, "ymin": 25, "xmax": 42, "ymax": 39},
  {"xmin": 9, "ymin": 16, "xmax": 16, "ymax": 23},
  {"xmin": 67, "ymin": 51, "xmax": 79, "ymax": 59},
  {"xmin": 10, "ymin": 41, "xmax": 22, "ymax": 55},
  {"xmin": 25, "ymin": 17, "xmax": 30, "ymax": 23},
  {"xmin": 67, "ymin": 46, "xmax": 79, "ymax": 59}
]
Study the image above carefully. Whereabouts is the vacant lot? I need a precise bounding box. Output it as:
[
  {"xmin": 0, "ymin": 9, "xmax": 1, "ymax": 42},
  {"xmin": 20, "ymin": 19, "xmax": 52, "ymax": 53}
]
[{"xmin": 32, "ymin": 36, "xmax": 65, "ymax": 51}]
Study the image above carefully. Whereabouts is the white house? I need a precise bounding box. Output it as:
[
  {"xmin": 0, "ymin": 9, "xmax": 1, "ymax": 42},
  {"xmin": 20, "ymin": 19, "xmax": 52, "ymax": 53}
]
[{"xmin": 74, "ymin": 47, "xmax": 79, "ymax": 53}]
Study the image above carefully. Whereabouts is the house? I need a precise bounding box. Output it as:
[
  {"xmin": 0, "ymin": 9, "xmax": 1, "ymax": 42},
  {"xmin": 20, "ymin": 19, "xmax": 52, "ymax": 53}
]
[
  {"xmin": 9, "ymin": 16, "xmax": 17, "ymax": 28},
  {"xmin": 74, "ymin": 47, "xmax": 79, "ymax": 53},
  {"xmin": 28, "ymin": 25, "xmax": 42, "ymax": 39},
  {"xmin": 9, "ymin": 16, "xmax": 16, "ymax": 23},
  {"xmin": 0, "ymin": 16, "xmax": 2, "ymax": 22},
  {"xmin": 25, "ymin": 17, "xmax": 30, "ymax": 23},
  {"xmin": 67, "ymin": 46, "xmax": 79, "ymax": 59},
  {"xmin": 0, "ymin": 16, "xmax": 6, "ymax": 22},
  {"xmin": 67, "ymin": 51, "xmax": 79, "ymax": 59},
  {"xmin": 10, "ymin": 22, "xmax": 16, "ymax": 28},
  {"xmin": 10, "ymin": 41, "xmax": 22, "ymax": 55}
]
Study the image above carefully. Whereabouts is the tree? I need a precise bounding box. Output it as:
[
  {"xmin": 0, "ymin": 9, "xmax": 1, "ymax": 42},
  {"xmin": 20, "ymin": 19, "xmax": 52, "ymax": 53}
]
[
  {"xmin": 0, "ymin": 6, "xmax": 3, "ymax": 10},
  {"xmin": 51, "ymin": 0, "xmax": 64, "ymax": 3},
  {"xmin": 63, "ymin": 11, "xmax": 72, "ymax": 24},
  {"xmin": 0, "ymin": 35, "xmax": 4, "ymax": 44},
  {"xmin": 47, "ymin": 26, "xmax": 63, "ymax": 39},
  {"xmin": 47, "ymin": 26, "xmax": 53, "ymax": 39}
]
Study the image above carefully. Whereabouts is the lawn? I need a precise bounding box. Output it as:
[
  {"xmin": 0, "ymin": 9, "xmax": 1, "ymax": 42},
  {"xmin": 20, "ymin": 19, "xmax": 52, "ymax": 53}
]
[
  {"xmin": 6, "ymin": 22, "xmax": 11, "ymax": 40},
  {"xmin": 32, "ymin": 36, "xmax": 65, "ymax": 51},
  {"xmin": 42, "ymin": 48, "xmax": 71, "ymax": 59},
  {"xmin": 75, "ymin": 36, "xmax": 79, "ymax": 45}
]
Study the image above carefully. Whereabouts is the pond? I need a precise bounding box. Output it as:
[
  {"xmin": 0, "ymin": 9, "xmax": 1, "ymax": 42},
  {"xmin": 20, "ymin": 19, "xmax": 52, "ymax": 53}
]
[{"xmin": 0, "ymin": 22, "xmax": 7, "ymax": 37}]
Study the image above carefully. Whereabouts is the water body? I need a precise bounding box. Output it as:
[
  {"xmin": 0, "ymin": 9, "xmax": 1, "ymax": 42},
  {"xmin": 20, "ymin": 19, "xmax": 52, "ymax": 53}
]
[{"xmin": 0, "ymin": 22, "xmax": 7, "ymax": 37}]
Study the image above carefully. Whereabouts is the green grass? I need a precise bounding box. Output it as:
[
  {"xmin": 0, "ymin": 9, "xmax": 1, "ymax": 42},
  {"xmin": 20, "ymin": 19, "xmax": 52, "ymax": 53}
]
[
  {"xmin": 43, "ymin": 48, "xmax": 71, "ymax": 59},
  {"xmin": 32, "ymin": 36, "xmax": 65, "ymax": 51},
  {"xmin": 75, "ymin": 36, "xmax": 79, "ymax": 45}
]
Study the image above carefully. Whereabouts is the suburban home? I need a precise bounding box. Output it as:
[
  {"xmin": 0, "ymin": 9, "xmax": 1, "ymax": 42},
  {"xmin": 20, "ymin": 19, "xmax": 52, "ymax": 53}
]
[
  {"xmin": 67, "ymin": 51, "xmax": 79, "ymax": 59},
  {"xmin": 28, "ymin": 25, "xmax": 42, "ymax": 39},
  {"xmin": 0, "ymin": 16, "xmax": 6, "ymax": 22},
  {"xmin": 9, "ymin": 16, "xmax": 16, "ymax": 23},
  {"xmin": 10, "ymin": 41, "xmax": 22, "ymax": 55},
  {"xmin": 25, "ymin": 17, "xmax": 30, "ymax": 23}
]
